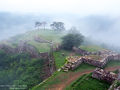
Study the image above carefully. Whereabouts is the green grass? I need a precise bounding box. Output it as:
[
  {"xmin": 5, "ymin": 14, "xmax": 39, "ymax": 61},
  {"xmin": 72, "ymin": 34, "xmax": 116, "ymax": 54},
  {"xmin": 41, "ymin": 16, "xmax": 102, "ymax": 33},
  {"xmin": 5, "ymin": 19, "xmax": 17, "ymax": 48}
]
[
  {"xmin": 28, "ymin": 41, "xmax": 50, "ymax": 52},
  {"xmin": 105, "ymin": 60, "xmax": 120, "ymax": 68},
  {"xmin": 11, "ymin": 29, "xmax": 64, "ymax": 44},
  {"xmin": 80, "ymin": 45, "xmax": 105, "ymax": 52},
  {"xmin": 73, "ymin": 63, "xmax": 96, "ymax": 72},
  {"xmin": 66, "ymin": 73, "xmax": 110, "ymax": 90},
  {"xmin": 32, "ymin": 63, "xmax": 96, "ymax": 90},
  {"xmin": 53, "ymin": 50, "xmax": 72, "ymax": 69},
  {"xmin": 32, "ymin": 71, "xmax": 66, "ymax": 90}
]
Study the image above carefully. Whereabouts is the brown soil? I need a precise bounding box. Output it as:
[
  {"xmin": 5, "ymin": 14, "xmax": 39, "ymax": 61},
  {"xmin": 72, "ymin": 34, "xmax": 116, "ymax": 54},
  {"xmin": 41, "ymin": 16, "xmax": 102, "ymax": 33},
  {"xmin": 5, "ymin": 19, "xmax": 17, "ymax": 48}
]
[{"xmin": 47, "ymin": 66, "xmax": 120, "ymax": 90}]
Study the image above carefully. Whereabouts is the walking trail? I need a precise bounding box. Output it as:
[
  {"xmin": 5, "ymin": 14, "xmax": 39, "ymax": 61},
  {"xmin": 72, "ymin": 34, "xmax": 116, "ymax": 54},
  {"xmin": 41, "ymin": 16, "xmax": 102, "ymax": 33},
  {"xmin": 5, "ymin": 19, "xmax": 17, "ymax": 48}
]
[{"xmin": 48, "ymin": 66, "xmax": 120, "ymax": 90}]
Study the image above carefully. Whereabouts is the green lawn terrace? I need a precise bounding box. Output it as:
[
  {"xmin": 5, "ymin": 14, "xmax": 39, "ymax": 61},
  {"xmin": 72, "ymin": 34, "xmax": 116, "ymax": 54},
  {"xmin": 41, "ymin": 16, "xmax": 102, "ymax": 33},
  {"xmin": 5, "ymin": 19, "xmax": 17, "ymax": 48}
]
[{"xmin": 66, "ymin": 73, "xmax": 111, "ymax": 90}]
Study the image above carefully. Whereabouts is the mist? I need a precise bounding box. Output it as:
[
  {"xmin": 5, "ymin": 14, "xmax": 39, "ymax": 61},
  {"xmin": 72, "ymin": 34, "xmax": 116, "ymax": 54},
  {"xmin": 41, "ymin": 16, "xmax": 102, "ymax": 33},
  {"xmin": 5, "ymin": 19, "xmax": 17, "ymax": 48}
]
[
  {"xmin": 0, "ymin": 0, "xmax": 120, "ymax": 48},
  {"xmin": 0, "ymin": 12, "xmax": 120, "ymax": 48}
]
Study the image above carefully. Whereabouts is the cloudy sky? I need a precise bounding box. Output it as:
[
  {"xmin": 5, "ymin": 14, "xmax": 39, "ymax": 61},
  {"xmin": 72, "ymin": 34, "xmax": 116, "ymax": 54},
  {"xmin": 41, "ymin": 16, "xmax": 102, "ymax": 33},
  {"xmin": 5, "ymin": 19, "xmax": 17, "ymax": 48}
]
[{"xmin": 0, "ymin": 0, "xmax": 120, "ymax": 17}]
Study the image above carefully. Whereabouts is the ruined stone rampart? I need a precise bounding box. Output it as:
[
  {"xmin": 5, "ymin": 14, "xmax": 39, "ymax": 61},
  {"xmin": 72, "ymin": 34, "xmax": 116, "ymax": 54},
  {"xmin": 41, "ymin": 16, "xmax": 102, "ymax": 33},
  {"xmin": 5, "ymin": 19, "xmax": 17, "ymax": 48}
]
[
  {"xmin": 82, "ymin": 58, "xmax": 104, "ymax": 68},
  {"xmin": 71, "ymin": 58, "xmax": 83, "ymax": 70},
  {"xmin": 82, "ymin": 54, "xmax": 120, "ymax": 68},
  {"xmin": 0, "ymin": 42, "xmax": 50, "ymax": 59},
  {"xmin": 92, "ymin": 68, "xmax": 118, "ymax": 84},
  {"xmin": 61, "ymin": 57, "xmax": 83, "ymax": 71},
  {"xmin": 62, "ymin": 53, "xmax": 120, "ymax": 71}
]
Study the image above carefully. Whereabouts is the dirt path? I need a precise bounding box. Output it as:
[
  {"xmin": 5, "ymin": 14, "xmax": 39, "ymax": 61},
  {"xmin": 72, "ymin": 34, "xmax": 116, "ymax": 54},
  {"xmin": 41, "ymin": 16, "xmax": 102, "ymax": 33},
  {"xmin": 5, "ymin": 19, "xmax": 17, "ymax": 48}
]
[{"xmin": 48, "ymin": 66, "xmax": 120, "ymax": 90}]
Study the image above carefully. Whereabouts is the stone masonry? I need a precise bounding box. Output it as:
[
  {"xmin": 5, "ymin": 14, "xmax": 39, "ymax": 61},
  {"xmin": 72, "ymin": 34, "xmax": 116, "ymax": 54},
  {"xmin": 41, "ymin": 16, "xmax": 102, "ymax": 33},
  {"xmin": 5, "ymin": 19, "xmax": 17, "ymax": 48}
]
[
  {"xmin": 62, "ymin": 49, "xmax": 120, "ymax": 71},
  {"xmin": 92, "ymin": 68, "xmax": 118, "ymax": 84}
]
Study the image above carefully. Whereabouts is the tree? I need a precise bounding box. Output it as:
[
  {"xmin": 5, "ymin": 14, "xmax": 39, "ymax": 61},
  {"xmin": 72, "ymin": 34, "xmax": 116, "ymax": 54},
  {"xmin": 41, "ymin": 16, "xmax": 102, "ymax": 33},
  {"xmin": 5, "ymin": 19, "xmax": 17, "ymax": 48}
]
[
  {"xmin": 50, "ymin": 22, "xmax": 65, "ymax": 31},
  {"xmin": 62, "ymin": 32, "xmax": 84, "ymax": 50},
  {"xmin": 42, "ymin": 21, "xmax": 47, "ymax": 30},
  {"xmin": 35, "ymin": 21, "xmax": 47, "ymax": 30},
  {"xmin": 35, "ymin": 22, "xmax": 42, "ymax": 30}
]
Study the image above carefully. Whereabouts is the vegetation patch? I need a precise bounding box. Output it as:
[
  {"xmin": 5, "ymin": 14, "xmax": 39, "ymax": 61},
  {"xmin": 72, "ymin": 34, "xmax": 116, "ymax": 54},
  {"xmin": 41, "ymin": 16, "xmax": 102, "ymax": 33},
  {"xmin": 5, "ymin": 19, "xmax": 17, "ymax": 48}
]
[
  {"xmin": 73, "ymin": 63, "xmax": 96, "ymax": 72},
  {"xmin": 32, "ymin": 71, "xmax": 65, "ymax": 90},
  {"xmin": 53, "ymin": 50, "xmax": 72, "ymax": 69},
  {"xmin": 66, "ymin": 73, "xmax": 110, "ymax": 90},
  {"xmin": 28, "ymin": 41, "xmax": 50, "ymax": 52},
  {"xmin": 105, "ymin": 60, "xmax": 120, "ymax": 68},
  {"xmin": 80, "ymin": 45, "xmax": 105, "ymax": 52},
  {"xmin": 0, "ymin": 50, "xmax": 48, "ymax": 89}
]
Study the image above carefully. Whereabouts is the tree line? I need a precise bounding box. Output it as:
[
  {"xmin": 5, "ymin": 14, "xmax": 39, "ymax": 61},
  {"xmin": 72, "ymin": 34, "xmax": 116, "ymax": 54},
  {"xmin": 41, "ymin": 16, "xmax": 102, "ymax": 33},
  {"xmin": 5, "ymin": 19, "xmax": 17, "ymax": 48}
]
[{"xmin": 35, "ymin": 21, "xmax": 65, "ymax": 31}]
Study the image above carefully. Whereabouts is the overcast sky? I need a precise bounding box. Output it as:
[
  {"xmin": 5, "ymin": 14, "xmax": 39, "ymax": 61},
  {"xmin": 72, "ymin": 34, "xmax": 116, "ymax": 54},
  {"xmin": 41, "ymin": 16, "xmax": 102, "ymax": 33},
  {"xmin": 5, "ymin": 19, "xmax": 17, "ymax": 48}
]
[{"xmin": 0, "ymin": 0, "xmax": 120, "ymax": 17}]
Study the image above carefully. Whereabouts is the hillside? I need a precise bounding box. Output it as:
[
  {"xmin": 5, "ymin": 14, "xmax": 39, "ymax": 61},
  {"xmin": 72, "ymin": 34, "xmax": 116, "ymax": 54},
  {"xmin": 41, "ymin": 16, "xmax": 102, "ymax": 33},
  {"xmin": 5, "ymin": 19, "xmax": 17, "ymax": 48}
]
[
  {"xmin": 1, "ymin": 29, "xmax": 120, "ymax": 90},
  {"xmin": 0, "ymin": 29, "xmax": 63, "ymax": 89},
  {"xmin": 28, "ymin": 30, "xmax": 120, "ymax": 90}
]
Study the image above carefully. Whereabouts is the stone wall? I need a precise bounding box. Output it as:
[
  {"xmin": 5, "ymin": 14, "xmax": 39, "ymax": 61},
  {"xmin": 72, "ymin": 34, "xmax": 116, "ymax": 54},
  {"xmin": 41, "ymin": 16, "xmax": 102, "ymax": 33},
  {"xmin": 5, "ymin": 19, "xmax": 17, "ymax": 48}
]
[
  {"xmin": 72, "ymin": 47, "xmax": 100, "ymax": 56},
  {"xmin": 92, "ymin": 68, "xmax": 118, "ymax": 84},
  {"xmin": 83, "ymin": 54, "xmax": 120, "ymax": 68},
  {"xmin": 61, "ymin": 58, "xmax": 83, "ymax": 72},
  {"xmin": 62, "ymin": 53, "xmax": 120, "ymax": 71},
  {"xmin": 82, "ymin": 58, "xmax": 104, "ymax": 68},
  {"xmin": 71, "ymin": 58, "xmax": 83, "ymax": 70}
]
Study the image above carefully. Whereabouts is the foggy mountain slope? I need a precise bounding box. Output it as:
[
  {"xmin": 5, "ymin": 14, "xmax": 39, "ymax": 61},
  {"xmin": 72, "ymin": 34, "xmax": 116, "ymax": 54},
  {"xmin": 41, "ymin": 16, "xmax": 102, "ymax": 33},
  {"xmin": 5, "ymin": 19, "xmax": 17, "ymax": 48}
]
[
  {"xmin": 0, "ymin": 29, "xmax": 64, "ymax": 53},
  {"xmin": 0, "ymin": 12, "xmax": 120, "ymax": 48}
]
